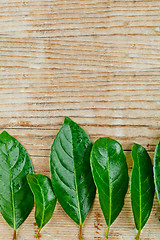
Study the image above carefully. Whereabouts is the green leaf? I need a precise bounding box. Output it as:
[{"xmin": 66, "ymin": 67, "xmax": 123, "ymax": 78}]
[
  {"xmin": 0, "ymin": 131, "xmax": 34, "ymax": 238},
  {"xmin": 27, "ymin": 174, "xmax": 57, "ymax": 238},
  {"xmin": 50, "ymin": 117, "xmax": 96, "ymax": 235},
  {"xmin": 154, "ymin": 140, "xmax": 160, "ymax": 204},
  {"xmin": 90, "ymin": 137, "xmax": 129, "ymax": 239},
  {"xmin": 131, "ymin": 143, "xmax": 155, "ymax": 239}
]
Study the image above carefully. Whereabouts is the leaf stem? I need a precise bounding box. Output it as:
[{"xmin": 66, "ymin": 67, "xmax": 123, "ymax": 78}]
[
  {"xmin": 13, "ymin": 230, "xmax": 16, "ymax": 240},
  {"xmin": 105, "ymin": 226, "xmax": 110, "ymax": 239},
  {"xmin": 79, "ymin": 224, "xmax": 83, "ymax": 240},
  {"xmin": 35, "ymin": 228, "xmax": 41, "ymax": 238},
  {"xmin": 136, "ymin": 230, "xmax": 141, "ymax": 240}
]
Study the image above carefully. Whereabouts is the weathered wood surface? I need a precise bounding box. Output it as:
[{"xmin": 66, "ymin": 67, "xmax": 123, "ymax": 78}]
[{"xmin": 0, "ymin": 0, "xmax": 160, "ymax": 239}]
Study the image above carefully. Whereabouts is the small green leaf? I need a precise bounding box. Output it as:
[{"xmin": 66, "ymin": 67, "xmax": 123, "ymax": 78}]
[
  {"xmin": 154, "ymin": 140, "xmax": 160, "ymax": 204},
  {"xmin": 50, "ymin": 117, "xmax": 96, "ymax": 237},
  {"xmin": 27, "ymin": 174, "xmax": 57, "ymax": 238},
  {"xmin": 131, "ymin": 143, "xmax": 155, "ymax": 239},
  {"xmin": 0, "ymin": 131, "xmax": 34, "ymax": 237},
  {"xmin": 90, "ymin": 137, "xmax": 129, "ymax": 239}
]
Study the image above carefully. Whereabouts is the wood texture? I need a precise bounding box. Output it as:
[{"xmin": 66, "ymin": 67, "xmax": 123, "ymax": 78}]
[{"xmin": 0, "ymin": 0, "xmax": 160, "ymax": 239}]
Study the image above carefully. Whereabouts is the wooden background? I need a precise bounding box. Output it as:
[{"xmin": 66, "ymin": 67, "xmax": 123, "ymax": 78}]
[{"xmin": 0, "ymin": 0, "xmax": 160, "ymax": 239}]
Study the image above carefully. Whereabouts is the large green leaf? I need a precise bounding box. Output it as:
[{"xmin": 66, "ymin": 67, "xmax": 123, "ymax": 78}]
[
  {"xmin": 0, "ymin": 131, "xmax": 34, "ymax": 238},
  {"xmin": 27, "ymin": 174, "xmax": 57, "ymax": 238},
  {"xmin": 154, "ymin": 140, "xmax": 160, "ymax": 204},
  {"xmin": 50, "ymin": 117, "xmax": 96, "ymax": 237},
  {"xmin": 90, "ymin": 137, "xmax": 128, "ymax": 239},
  {"xmin": 131, "ymin": 143, "xmax": 155, "ymax": 239}
]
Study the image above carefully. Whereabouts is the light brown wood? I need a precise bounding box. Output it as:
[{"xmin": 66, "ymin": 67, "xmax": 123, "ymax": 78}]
[{"xmin": 0, "ymin": 0, "xmax": 160, "ymax": 239}]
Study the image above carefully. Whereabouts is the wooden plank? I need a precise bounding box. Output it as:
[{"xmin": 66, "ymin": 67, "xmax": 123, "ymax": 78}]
[{"xmin": 0, "ymin": 0, "xmax": 160, "ymax": 239}]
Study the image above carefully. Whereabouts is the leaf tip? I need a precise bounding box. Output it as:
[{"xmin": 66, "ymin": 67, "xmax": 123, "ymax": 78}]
[
  {"xmin": 0, "ymin": 130, "xmax": 10, "ymax": 138},
  {"xmin": 157, "ymin": 139, "xmax": 160, "ymax": 146},
  {"xmin": 132, "ymin": 143, "xmax": 146, "ymax": 154},
  {"xmin": 132, "ymin": 142, "xmax": 139, "ymax": 148},
  {"xmin": 64, "ymin": 116, "xmax": 75, "ymax": 126},
  {"xmin": 64, "ymin": 116, "xmax": 71, "ymax": 122},
  {"xmin": 27, "ymin": 173, "xmax": 34, "ymax": 182}
]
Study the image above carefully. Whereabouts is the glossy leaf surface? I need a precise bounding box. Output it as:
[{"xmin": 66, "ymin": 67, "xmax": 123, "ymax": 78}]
[
  {"xmin": 90, "ymin": 137, "xmax": 129, "ymax": 236},
  {"xmin": 154, "ymin": 140, "xmax": 160, "ymax": 204},
  {"xmin": 50, "ymin": 117, "xmax": 96, "ymax": 226},
  {"xmin": 27, "ymin": 174, "xmax": 57, "ymax": 237},
  {"xmin": 131, "ymin": 143, "xmax": 154, "ymax": 237},
  {"xmin": 0, "ymin": 131, "xmax": 34, "ymax": 230}
]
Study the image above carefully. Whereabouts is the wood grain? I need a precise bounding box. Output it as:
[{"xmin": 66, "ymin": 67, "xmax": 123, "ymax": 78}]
[{"xmin": 0, "ymin": 0, "xmax": 160, "ymax": 239}]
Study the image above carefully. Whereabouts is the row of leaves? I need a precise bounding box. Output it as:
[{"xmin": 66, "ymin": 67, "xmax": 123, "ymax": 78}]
[{"xmin": 0, "ymin": 117, "xmax": 159, "ymax": 240}]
